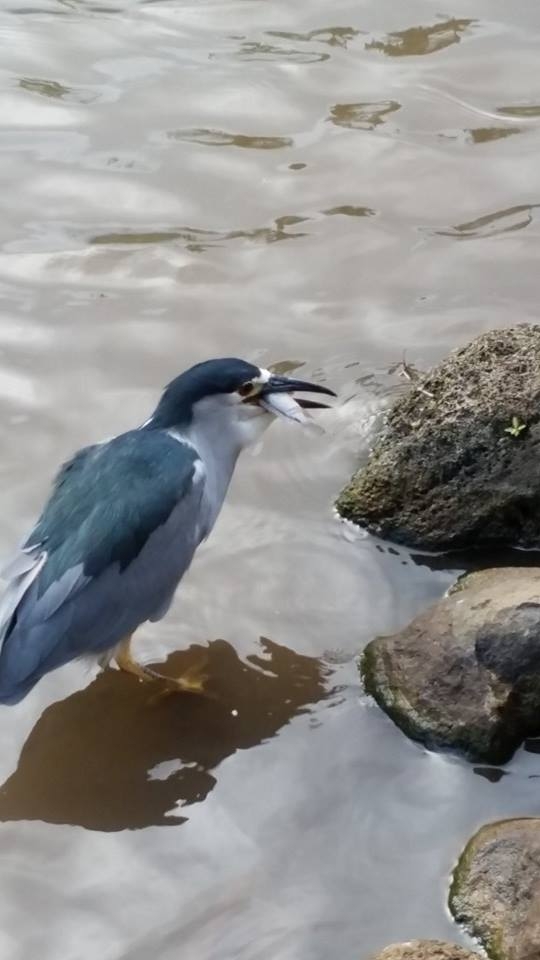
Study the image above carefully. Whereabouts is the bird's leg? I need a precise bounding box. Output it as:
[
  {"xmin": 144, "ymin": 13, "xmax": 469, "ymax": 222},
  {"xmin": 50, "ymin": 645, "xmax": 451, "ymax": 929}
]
[
  {"xmin": 115, "ymin": 634, "xmax": 157, "ymax": 684},
  {"xmin": 114, "ymin": 634, "xmax": 209, "ymax": 696}
]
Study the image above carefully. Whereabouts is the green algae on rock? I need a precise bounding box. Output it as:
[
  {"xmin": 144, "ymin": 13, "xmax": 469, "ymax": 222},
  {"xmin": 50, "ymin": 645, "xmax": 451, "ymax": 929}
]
[
  {"xmin": 362, "ymin": 567, "xmax": 540, "ymax": 763},
  {"xmin": 337, "ymin": 325, "xmax": 540, "ymax": 549},
  {"xmin": 450, "ymin": 819, "xmax": 540, "ymax": 960}
]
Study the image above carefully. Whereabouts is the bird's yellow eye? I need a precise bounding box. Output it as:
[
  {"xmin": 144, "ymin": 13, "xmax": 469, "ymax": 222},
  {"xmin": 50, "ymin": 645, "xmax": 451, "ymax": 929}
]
[{"xmin": 238, "ymin": 381, "xmax": 255, "ymax": 398}]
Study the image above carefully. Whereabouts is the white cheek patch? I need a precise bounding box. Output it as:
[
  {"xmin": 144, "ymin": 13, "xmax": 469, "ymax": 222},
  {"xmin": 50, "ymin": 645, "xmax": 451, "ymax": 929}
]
[
  {"xmin": 259, "ymin": 391, "xmax": 307, "ymax": 424},
  {"xmin": 251, "ymin": 368, "xmax": 272, "ymax": 386}
]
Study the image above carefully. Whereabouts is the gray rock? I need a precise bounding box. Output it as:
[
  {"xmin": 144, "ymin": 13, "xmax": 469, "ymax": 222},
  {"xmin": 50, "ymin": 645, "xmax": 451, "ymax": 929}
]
[
  {"xmin": 362, "ymin": 567, "xmax": 540, "ymax": 763},
  {"xmin": 337, "ymin": 325, "xmax": 540, "ymax": 549},
  {"xmin": 370, "ymin": 942, "xmax": 478, "ymax": 960},
  {"xmin": 450, "ymin": 818, "xmax": 540, "ymax": 960}
]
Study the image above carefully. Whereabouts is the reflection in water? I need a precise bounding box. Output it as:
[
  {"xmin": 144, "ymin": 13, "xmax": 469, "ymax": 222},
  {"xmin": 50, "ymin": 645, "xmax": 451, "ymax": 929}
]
[
  {"xmin": 323, "ymin": 205, "xmax": 375, "ymax": 218},
  {"xmin": 18, "ymin": 76, "xmax": 102, "ymax": 104},
  {"xmin": 410, "ymin": 546, "xmax": 540, "ymax": 575},
  {"xmin": 267, "ymin": 26, "xmax": 363, "ymax": 48},
  {"xmin": 498, "ymin": 104, "xmax": 540, "ymax": 118},
  {"xmin": 439, "ymin": 127, "xmax": 521, "ymax": 145},
  {"xmin": 329, "ymin": 100, "xmax": 401, "ymax": 131},
  {"xmin": 366, "ymin": 19, "xmax": 474, "ymax": 57},
  {"xmin": 4, "ymin": 0, "xmax": 540, "ymax": 954},
  {"xmin": 231, "ymin": 40, "xmax": 329, "ymax": 64},
  {"xmin": 166, "ymin": 129, "xmax": 293, "ymax": 150},
  {"xmin": 7, "ymin": 5, "xmax": 68, "ymax": 15},
  {"xmin": 268, "ymin": 359, "xmax": 306, "ymax": 375},
  {"xmin": 434, "ymin": 204, "xmax": 539, "ymax": 239},
  {"xmin": 467, "ymin": 127, "xmax": 520, "ymax": 144},
  {"xmin": 90, "ymin": 216, "xmax": 310, "ymax": 250},
  {"xmin": 473, "ymin": 767, "xmax": 508, "ymax": 783},
  {"xmin": 19, "ymin": 77, "xmax": 68, "ymax": 99},
  {"xmin": 0, "ymin": 639, "xmax": 332, "ymax": 831},
  {"xmin": 90, "ymin": 205, "xmax": 378, "ymax": 250}
]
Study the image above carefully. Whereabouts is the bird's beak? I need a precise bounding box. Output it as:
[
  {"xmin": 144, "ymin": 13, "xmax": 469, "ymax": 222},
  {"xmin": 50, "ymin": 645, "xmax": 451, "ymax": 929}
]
[{"xmin": 258, "ymin": 375, "xmax": 336, "ymax": 423}]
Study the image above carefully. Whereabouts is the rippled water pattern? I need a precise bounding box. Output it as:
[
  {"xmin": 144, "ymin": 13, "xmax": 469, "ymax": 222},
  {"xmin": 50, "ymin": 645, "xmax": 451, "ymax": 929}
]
[{"xmin": 1, "ymin": 1, "xmax": 540, "ymax": 958}]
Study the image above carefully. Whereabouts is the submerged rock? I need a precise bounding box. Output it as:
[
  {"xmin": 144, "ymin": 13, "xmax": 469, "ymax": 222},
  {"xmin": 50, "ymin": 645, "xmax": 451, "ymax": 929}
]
[
  {"xmin": 362, "ymin": 567, "xmax": 540, "ymax": 763},
  {"xmin": 337, "ymin": 325, "xmax": 540, "ymax": 549},
  {"xmin": 370, "ymin": 942, "xmax": 478, "ymax": 960},
  {"xmin": 450, "ymin": 818, "xmax": 540, "ymax": 960}
]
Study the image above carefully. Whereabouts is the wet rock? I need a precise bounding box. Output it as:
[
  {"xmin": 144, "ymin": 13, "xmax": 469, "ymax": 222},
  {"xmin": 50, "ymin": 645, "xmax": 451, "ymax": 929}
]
[
  {"xmin": 362, "ymin": 567, "xmax": 540, "ymax": 763},
  {"xmin": 370, "ymin": 942, "xmax": 478, "ymax": 960},
  {"xmin": 450, "ymin": 818, "xmax": 540, "ymax": 960},
  {"xmin": 337, "ymin": 325, "xmax": 540, "ymax": 549}
]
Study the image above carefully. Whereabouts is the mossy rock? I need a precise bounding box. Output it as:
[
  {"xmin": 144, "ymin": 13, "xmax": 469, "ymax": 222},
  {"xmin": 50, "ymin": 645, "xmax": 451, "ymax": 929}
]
[
  {"xmin": 337, "ymin": 325, "xmax": 540, "ymax": 549},
  {"xmin": 450, "ymin": 818, "xmax": 540, "ymax": 960},
  {"xmin": 362, "ymin": 567, "xmax": 540, "ymax": 763}
]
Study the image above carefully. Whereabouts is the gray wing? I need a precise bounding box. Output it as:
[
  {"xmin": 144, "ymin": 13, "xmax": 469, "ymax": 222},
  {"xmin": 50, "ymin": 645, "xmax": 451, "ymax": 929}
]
[
  {"xmin": 0, "ymin": 431, "xmax": 208, "ymax": 703},
  {"xmin": 0, "ymin": 545, "xmax": 47, "ymax": 648}
]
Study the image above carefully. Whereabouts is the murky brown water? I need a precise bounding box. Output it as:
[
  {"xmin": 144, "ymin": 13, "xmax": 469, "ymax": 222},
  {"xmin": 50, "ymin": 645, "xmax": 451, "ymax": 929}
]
[{"xmin": 1, "ymin": 0, "xmax": 540, "ymax": 957}]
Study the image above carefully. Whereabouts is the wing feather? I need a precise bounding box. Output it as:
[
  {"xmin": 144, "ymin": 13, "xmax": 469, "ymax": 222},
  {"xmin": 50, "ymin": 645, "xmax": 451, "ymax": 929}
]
[
  {"xmin": 0, "ymin": 543, "xmax": 44, "ymax": 581},
  {"xmin": 0, "ymin": 429, "xmax": 205, "ymax": 700},
  {"xmin": 0, "ymin": 547, "xmax": 46, "ymax": 648}
]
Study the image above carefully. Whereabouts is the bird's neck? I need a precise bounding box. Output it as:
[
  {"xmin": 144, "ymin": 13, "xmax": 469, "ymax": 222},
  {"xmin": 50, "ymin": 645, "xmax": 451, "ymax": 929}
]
[
  {"xmin": 185, "ymin": 411, "xmax": 241, "ymax": 477},
  {"xmin": 144, "ymin": 397, "xmax": 271, "ymax": 522}
]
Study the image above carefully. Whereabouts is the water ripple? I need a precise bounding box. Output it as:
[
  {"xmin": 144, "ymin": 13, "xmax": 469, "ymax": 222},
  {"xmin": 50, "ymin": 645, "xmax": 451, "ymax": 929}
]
[
  {"xmin": 498, "ymin": 104, "xmax": 540, "ymax": 118},
  {"xmin": 329, "ymin": 100, "xmax": 401, "ymax": 131},
  {"xmin": 323, "ymin": 205, "xmax": 375, "ymax": 218},
  {"xmin": 266, "ymin": 26, "xmax": 364, "ymax": 49},
  {"xmin": 439, "ymin": 126, "xmax": 522, "ymax": 145},
  {"xmin": 366, "ymin": 18, "xmax": 476, "ymax": 57},
  {"xmin": 432, "ymin": 203, "xmax": 540, "ymax": 239},
  {"xmin": 18, "ymin": 76, "xmax": 113, "ymax": 105},
  {"xmin": 90, "ymin": 217, "xmax": 310, "ymax": 250},
  {"xmin": 1, "ymin": 1, "xmax": 540, "ymax": 957},
  {"xmin": 231, "ymin": 40, "xmax": 330, "ymax": 64},
  {"xmin": 166, "ymin": 128, "xmax": 293, "ymax": 150},
  {"xmin": 90, "ymin": 205, "xmax": 376, "ymax": 250}
]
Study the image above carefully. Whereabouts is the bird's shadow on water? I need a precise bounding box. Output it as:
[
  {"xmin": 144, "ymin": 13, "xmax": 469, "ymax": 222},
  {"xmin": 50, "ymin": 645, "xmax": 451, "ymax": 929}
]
[{"xmin": 0, "ymin": 638, "xmax": 333, "ymax": 831}]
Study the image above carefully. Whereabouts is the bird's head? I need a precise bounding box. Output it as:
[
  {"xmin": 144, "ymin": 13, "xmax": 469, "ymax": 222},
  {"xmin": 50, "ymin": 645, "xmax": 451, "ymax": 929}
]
[{"xmin": 149, "ymin": 358, "xmax": 335, "ymax": 447}]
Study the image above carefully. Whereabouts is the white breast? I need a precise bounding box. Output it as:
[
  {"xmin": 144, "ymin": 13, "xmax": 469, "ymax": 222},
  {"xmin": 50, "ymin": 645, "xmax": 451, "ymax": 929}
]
[
  {"xmin": 167, "ymin": 393, "xmax": 273, "ymax": 540},
  {"xmin": 167, "ymin": 413, "xmax": 240, "ymax": 541}
]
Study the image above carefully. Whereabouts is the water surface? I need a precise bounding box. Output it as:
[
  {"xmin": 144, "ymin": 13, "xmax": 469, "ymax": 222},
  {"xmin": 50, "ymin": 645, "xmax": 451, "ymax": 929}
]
[{"xmin": 1, "ymin": 0, "xmax": 540, "ymax": 957}]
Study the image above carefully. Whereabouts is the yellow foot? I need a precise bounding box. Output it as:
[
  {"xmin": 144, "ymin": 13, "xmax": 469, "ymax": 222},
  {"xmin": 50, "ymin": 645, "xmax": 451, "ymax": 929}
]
[
  {"xmin": 114, "ymin": 635, "xmax": 211, "ymax": 699},
  {"xmin": 172, "ymin": 656, "xmax": 209, "ymax": 695},
  {"xmin": 149, "ymin": 654, "xmax": 212, "ymax": 703}
]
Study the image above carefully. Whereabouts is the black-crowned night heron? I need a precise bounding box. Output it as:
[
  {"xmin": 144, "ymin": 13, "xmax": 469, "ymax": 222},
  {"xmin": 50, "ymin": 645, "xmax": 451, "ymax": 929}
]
[{"xmin": 0, "ymin": 358, "xmax": 335, "ymax": 704}]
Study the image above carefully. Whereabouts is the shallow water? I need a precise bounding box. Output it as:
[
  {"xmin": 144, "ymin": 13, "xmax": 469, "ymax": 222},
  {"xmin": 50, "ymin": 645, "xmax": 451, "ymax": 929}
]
[{"xmin": 1, "ymin": 0, "xmax": 540, "ymax": 957}]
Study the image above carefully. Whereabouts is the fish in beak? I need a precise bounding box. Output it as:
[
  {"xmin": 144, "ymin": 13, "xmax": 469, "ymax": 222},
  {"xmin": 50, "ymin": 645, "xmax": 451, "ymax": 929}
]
[{"xmin": 258, "ymin": 375, "xmax": 336, "ymax": 423}]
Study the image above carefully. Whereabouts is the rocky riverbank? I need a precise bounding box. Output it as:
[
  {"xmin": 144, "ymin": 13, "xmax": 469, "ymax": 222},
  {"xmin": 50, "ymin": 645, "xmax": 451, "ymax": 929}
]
[
  {"xmin": 338, "ymin": 325, "xmax": 540, "ymax": 550},
  {"xmin": 362, "ymin": 566, "xmax": 540, "ymax": 764}
]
